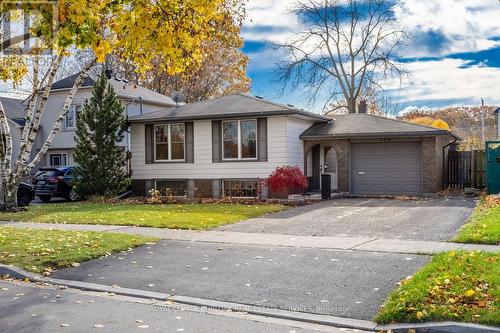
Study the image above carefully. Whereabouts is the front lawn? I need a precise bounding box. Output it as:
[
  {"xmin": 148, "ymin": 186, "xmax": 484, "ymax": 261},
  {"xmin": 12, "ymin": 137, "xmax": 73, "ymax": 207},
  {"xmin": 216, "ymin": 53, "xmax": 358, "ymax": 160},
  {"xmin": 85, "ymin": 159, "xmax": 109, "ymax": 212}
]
[
  {"xmin": 0, "ymin": 227, "xmax": 156, "ymax": 274},
  {"xmin": 454, "ymin": 196, "xmax": 500, "ymax": 245},
  {"xmin": 0, "ymin": 202, "xmax": 285, "ymax": 229},
  {"xmin": 376, "ymin": 251, "xmax": 499, "ymax": 326}
]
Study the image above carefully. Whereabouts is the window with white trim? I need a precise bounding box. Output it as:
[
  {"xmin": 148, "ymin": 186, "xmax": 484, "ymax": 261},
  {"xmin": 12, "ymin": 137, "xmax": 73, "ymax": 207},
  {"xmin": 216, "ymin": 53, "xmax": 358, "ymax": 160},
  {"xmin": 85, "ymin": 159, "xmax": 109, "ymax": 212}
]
[
  {"xmin": 49, "ymin": 153, "xmax": 67, "ymax": 167},
  {"xmin": 223, "ymin": 180, "xmax": 258, "ymax": 198},
  {"xmin": 222, "ymin": 120, "xmax": 257, "ymax": 160},
  {"xmin": 154, "ymin": 124, "xmax": 185, "ymax": 161},
  {"xmin": 63, "ymin": 104, "xmax": 82, "ymax": 129}
]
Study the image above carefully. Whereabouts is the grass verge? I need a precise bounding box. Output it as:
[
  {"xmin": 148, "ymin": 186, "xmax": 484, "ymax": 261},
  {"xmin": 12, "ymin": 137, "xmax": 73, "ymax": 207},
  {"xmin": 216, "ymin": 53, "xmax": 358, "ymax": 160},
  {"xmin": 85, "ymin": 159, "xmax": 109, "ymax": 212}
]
[
  {"xmin": 0, "ymin": 202, "xmax": 285, "ymax": 229},
  {"xmin": 0, "ymin": 227, "xmax": 156, "ymax": 274},
  {"xmin": 375, "ymin": 251, "xmax": 499, "ymax": 326},
  {"xmin": 454, "ymin": 196, "xmax": 500, "ymax": 245}
]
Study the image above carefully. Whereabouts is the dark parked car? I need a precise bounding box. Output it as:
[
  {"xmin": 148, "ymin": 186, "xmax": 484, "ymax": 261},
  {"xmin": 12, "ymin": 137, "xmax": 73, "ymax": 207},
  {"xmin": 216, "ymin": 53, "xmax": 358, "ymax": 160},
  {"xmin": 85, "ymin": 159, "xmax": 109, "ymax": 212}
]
[
  {"xmin": 17, "ymin": 182, "xmax": 35, "ymax": 207},
  {"xmin": 33, "ymin": 167, "xmax": 79, "ymax": 202}
]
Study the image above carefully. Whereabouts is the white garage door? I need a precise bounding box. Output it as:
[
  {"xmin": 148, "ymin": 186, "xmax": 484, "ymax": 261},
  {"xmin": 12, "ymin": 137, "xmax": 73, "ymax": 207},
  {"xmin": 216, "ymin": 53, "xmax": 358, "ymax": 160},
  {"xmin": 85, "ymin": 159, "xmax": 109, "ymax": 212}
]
[{"xmin": 351, "ymin": 142, "xmax": 422, "ymax": 195}]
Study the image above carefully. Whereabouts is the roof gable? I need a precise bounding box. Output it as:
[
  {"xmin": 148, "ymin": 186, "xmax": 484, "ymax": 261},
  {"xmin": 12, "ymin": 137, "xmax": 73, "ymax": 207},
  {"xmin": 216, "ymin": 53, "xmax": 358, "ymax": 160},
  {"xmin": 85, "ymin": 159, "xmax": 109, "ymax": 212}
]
[
  {"xmin": 0, "ymin": 97, "xmax": 25, "ymax": 120},
  {"xmin": 50, "ymin": 74, "xmax": 176, "ymax": 107},
  {"xmin": 300, "ymin": 113, "xmax": 455, "ymax": 138}
]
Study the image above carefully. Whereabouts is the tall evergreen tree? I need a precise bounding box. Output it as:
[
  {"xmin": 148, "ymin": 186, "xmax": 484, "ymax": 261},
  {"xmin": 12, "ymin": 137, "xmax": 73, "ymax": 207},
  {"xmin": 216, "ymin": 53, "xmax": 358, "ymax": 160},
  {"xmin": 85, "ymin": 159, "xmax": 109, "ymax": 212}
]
[{"xmin": 74, "ymin": 71, "xmax": 129, "ymax": 197}]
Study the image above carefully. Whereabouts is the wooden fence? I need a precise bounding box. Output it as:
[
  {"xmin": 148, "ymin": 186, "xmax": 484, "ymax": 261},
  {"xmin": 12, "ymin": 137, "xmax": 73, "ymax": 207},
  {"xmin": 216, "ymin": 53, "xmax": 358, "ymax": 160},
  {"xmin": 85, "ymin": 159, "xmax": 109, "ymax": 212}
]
[{"xmin": 446, "ymin": 150, "xmax": 485, "ymax": 189}]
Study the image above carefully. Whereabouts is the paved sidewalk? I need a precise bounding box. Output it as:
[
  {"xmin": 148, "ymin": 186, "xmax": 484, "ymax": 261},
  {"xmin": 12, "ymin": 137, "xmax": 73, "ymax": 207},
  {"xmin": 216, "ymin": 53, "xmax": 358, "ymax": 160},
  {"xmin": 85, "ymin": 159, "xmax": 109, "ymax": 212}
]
[{"xmin": 2, "ymin": 221, "xmax": 499, "ymax": 254}]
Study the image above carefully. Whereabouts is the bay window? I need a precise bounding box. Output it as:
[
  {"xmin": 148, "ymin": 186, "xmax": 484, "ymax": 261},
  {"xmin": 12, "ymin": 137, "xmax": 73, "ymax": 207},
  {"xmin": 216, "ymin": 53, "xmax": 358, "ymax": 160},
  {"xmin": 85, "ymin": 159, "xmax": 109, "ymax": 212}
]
[
  {"xmin": 154, "ymin": 124, "xmax": 185, "ymax": 161},
  {"xmin": 222, "ymin": 119, "xmax": 257, "ymax": 160}
]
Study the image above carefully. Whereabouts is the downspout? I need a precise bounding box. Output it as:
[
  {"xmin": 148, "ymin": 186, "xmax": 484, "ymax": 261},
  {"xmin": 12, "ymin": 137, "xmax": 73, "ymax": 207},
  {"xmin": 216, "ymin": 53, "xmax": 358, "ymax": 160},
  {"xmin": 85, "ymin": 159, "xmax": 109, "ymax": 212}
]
[
  {"xmin": 123, "ymin": 102, "xmax": 133, "ymax": 176},
  {"xmin": 442, "ymin": 136, "xmax": 458, "ymax": 189}
]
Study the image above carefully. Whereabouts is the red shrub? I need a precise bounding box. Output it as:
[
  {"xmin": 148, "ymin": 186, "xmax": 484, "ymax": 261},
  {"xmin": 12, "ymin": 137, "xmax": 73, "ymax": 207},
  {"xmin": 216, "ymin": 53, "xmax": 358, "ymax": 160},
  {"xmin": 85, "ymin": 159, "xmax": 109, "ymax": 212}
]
[{"xmin": 267, "ymin": 166, "xmax": 308, "ymax": 195}]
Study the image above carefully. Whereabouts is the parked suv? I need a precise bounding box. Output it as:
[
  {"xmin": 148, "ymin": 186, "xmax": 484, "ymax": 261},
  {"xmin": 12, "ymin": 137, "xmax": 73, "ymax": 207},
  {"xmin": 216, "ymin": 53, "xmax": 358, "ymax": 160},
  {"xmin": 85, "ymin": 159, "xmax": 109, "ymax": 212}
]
[
  {"xmin": 17, "ymin": 183, "xmax": 35, "ymax": 207},
  {"xmin": 33, "ymin": 167, "xmax": 79, "ymax": 202}
]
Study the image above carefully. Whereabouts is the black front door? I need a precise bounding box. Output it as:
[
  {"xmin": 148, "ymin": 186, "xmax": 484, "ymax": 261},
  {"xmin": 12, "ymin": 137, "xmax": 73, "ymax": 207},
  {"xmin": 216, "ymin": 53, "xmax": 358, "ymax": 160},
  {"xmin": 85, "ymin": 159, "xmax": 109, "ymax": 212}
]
[{"xmin": 311, "ymin": 144, "xmax": 321, "ymax": 191}]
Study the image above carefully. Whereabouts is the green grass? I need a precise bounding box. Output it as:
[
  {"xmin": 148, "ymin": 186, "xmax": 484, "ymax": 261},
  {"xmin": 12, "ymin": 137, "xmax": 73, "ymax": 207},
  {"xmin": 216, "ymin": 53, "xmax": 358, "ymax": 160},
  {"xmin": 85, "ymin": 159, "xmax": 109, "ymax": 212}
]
[
  {"xmin": 454, "ymin": 198, "xmax": 500, "ymax": 245},
  {"xmin": 0, "ymin": 202, "xmax": 285, "ymax": 229},
  {"xmin": 0, "ymin": 227, "xmax": 156, "ymax": 274},
  {"xmin": 375, "ymin": 251, "xmax": 500, "ymax": 326}
]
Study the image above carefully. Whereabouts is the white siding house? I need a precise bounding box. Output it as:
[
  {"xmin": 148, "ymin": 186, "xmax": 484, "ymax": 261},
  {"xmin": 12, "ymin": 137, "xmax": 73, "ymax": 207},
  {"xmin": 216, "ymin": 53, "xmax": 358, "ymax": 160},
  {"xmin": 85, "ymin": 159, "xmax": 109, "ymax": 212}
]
[{"xmin": 128, "ymin": 94, "xmax": 327, "ymax": 199}]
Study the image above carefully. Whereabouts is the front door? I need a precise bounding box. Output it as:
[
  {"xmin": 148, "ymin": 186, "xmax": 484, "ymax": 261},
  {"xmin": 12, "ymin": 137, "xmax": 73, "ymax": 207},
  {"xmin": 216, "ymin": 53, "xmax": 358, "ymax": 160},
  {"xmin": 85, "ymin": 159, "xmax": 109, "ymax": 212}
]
[{"xmin": 311, "ymin": 144, "xmax": 321, "ymax": 191}]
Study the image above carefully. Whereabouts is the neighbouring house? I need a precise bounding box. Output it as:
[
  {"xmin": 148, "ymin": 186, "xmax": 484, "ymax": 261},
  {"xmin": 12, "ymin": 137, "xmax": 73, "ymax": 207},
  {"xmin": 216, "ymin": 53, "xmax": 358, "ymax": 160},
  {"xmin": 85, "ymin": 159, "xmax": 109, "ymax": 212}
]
[
  {"xmin": 34, "ymin": 71, "xmax": 177, "ymax": 169},
  {"xmin": 128, "ymin": 93, "xmax": 458, "ymax": 199},
  {"xmin": 0, "ymin": 96, "xmax": 41, "ymax": 170}
]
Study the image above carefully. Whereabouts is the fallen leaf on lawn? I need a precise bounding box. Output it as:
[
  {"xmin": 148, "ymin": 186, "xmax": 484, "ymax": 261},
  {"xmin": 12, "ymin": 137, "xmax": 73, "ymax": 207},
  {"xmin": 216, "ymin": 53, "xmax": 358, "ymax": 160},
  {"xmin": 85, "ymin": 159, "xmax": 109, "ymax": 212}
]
[{"xmin": 465, "ymin": 289, "xmax": 475, "ymax": 297}]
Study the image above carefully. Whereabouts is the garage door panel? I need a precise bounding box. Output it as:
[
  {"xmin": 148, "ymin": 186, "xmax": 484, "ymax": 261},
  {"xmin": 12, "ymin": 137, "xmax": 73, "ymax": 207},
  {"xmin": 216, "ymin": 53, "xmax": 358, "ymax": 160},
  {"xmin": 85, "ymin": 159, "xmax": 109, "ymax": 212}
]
[{"xmin": 351, "ymin": 142, "xmax": 422, "ymax": 195}]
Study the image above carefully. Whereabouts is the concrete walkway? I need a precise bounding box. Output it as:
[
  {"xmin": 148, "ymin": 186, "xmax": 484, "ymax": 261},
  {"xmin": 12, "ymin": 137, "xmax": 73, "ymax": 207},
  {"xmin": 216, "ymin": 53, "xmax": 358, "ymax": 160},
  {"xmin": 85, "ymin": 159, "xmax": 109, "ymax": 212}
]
[{"xmin": 2, "ymin": 221, "xmax": 499, "ymax": 254}]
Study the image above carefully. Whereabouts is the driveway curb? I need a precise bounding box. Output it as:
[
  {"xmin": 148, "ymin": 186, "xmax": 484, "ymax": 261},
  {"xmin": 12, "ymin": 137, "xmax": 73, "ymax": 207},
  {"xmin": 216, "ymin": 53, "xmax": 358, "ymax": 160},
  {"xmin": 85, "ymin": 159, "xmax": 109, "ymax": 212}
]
[{"xmin": 2, "ymin": 264, "xmax": 499, "ymax": 333}]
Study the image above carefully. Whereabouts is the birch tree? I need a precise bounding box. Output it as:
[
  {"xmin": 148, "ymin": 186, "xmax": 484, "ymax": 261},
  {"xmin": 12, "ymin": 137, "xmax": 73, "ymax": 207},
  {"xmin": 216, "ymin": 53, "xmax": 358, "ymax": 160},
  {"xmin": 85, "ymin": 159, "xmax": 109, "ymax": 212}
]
[
  {"xmin": 275, "ymin": 0, "xmax": 407, "ymax": 113},
  {"xmin": 0, "ymin": 0, "xmax": 235, "ymax": 210}
]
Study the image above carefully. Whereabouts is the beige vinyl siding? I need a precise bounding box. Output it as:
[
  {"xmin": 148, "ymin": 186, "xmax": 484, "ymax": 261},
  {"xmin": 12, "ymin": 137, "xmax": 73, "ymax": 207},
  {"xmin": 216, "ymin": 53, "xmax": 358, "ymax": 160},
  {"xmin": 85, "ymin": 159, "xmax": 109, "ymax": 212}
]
[
  {"xmin": 131, "ymin": 116, "xmax": 310, "ymax": 180},
  {"xmin": 286, "ymin": 117, "xmax": 313, "ymax": 168}
]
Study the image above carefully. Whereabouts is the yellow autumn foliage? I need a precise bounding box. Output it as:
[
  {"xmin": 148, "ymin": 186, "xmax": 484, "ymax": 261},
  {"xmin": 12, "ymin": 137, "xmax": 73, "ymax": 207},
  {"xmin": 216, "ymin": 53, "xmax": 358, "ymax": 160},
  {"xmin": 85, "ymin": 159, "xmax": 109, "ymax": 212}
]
[
  {"xmin": 431, "ymin": 119, "xmax": 450, "ymax": 130},
  {"xmin": 409, "ymin": 117, "xmax": 450, "ymax": 130},
  {"xmin": 1, "ymin": 0, "xmax": 236, "ymax": 83}
]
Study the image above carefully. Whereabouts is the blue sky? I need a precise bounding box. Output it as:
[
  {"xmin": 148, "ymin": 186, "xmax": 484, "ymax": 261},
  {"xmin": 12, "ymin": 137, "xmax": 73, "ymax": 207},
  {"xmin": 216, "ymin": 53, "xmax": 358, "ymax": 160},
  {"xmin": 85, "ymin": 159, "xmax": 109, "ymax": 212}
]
[{"xmin": 241, "ymin": 0, "xmax": 500, "ymax": 114}]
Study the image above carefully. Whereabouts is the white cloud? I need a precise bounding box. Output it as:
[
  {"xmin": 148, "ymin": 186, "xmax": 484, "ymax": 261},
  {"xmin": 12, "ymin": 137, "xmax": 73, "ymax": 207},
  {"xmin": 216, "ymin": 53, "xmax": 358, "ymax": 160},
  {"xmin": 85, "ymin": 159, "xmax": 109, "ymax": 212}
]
[
  {"xmin": 243, "ymin": 0, "xmax": 298, "ymax": 43},
  {"xmin": 395, "ymin": 0, "xmax": 500, "ymax": 57},
  {"xmin": 389, "ymin": 58, "xmax": 500, "ymax": 105}
]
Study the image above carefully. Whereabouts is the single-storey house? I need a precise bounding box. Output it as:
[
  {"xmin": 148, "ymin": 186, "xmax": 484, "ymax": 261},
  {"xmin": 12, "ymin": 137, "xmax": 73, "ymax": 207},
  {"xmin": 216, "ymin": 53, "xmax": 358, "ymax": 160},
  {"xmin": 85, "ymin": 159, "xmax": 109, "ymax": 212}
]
[{"xmin": 128, "ymin": 93, "xmax": 457, "ymax": 199}]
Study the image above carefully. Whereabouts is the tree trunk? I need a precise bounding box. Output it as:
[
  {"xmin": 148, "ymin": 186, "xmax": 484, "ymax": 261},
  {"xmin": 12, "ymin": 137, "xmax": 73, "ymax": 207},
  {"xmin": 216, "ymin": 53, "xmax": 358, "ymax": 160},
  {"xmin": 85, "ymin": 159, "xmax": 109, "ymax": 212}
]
[
  {"xmin": 1, "ymin": 175, "xmax": 18, "ymax": 211},
  {"xmin": 347, "ymin": 97, "xmax": 357, "ymax": 114}
]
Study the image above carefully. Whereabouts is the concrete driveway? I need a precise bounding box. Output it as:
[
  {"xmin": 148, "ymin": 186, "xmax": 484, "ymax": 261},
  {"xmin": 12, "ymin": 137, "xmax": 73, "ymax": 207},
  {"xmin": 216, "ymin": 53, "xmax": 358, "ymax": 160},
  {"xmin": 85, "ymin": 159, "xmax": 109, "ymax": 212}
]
[{"xmin": 218, "ymin": 196, "xmax": 475, "ymax": 241}]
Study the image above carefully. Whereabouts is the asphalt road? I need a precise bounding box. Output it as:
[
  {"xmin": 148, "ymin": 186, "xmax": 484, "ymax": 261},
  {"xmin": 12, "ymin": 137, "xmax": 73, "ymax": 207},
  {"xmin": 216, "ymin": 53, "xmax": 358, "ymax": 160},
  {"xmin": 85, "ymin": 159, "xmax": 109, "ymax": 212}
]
[
  {"xmin": 52, "ymin": 240, "xmax": 429, "ymax": 321},
  {"xmin": 218, "ymin": 197, "xmax": 475, "ymax": 241},
  {"xmin": 0, "ymin": 280, "xmax": 356, "ymax": 333}
]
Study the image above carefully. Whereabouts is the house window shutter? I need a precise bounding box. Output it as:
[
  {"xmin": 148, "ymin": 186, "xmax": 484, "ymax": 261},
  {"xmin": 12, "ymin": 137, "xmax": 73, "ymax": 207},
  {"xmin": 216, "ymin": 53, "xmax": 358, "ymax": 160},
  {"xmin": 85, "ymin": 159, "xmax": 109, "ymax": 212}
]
[
  {"xmin": 212, "ymin": 120, "xmax": 221, "ymax": 163},
  {"xmin": 185, "ymin": 122, "xmax": 194, "ymax": 163},
  {"xmin": 258, "ymin": 118, "xmax": 268, "ymax": 162},
  {"xmin": 145, "ymin": 124, "xmax": 154, "ymax": 164}
]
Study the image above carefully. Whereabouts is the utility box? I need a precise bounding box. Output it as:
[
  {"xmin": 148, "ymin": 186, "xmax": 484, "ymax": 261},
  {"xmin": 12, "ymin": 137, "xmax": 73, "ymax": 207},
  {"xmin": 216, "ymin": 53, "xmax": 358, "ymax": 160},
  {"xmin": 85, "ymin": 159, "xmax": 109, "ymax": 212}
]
[{"xmin": 486, "ymin": 141, "xmax": 500, "ymax": 194}]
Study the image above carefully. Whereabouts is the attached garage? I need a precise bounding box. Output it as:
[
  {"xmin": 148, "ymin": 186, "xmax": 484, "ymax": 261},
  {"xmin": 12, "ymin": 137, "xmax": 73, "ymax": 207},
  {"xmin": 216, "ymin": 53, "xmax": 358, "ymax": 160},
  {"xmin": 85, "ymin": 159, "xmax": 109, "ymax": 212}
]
[
  {"xmin": 351, "ymin": 142, "xmax": 422, "ymax": 195},
  {"xmin": 301, "ymin": 113, "xmax": 459, "ymax": 195}
]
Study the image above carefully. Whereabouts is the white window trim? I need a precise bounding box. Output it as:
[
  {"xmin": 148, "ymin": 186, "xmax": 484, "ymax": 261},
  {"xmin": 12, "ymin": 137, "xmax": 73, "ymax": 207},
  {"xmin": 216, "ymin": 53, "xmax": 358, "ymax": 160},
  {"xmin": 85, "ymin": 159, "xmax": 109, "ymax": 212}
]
[
  {"xmin": 154, "ymin": 179, "xmax": 187, "ymax": 198},
  {"xmin": 154, "ymin": 123, "xmax": 186, "ymax": 162},
  {"xmin": 63, "ymin": 104, "xmax": 83, "ymax": 130},
  {"xmin": 222, "ymin": 179, "xmax": 259, "ymax": 199},
  {"xmin": 222, "ymin": 119, "xmax": 258, "ymax": 161},
  {"xmin": 49, "ymin": 153, "xmax": 67, "ymax": 167}
]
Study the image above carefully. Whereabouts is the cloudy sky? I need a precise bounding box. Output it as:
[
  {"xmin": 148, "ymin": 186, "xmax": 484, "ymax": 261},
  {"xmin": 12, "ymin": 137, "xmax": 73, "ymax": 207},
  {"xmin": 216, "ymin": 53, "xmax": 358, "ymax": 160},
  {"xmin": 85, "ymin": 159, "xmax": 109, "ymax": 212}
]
[{"xmin": 241, "ymin": 0, "xmax": 500, "ymax": 113}]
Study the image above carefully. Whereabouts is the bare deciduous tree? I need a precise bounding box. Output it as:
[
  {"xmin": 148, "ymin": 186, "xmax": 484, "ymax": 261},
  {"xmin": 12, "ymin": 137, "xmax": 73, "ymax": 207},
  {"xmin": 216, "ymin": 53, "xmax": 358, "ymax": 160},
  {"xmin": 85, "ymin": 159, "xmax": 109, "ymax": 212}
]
[{"xmin": 275, "ymin": 0, "xmax": 407, "ymax": 113}]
